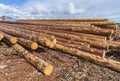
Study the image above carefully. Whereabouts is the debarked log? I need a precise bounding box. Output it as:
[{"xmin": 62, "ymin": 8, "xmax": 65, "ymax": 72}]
[{"xmin": 13, "ymin": 44, "xmax": 53, "ymax": 75}]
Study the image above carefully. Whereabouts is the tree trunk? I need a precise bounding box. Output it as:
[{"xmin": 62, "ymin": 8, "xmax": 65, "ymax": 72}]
[{"xmin": 13, "ymin": 44, "xmax": 53, "ymax": 75}]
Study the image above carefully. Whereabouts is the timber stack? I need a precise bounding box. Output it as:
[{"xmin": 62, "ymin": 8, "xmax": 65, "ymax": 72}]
[{"xmin": 0, "ymin": 18, "xmax": 120, "ymax": 75}]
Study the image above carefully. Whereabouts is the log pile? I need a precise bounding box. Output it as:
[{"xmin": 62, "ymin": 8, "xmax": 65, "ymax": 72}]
[{"xmin": 0, "ymin": 18, "xmax": 120, "ymax": 74}]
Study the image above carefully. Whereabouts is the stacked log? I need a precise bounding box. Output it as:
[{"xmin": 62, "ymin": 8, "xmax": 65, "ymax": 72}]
[
  {"xmin": 0, "ymin": 18, "xmax": 120, "ymax": 73},
  {"xmin": 13, "ymin": 44, "xmax": 53, "ymax": 75},
  {"xmin": 0, "ymin": 25, "xmax": 56, "ymax": 48},
  {"xmin": 18, "ymin": 37, "xmax": 39, "ymax": 50},
  {"xmin": 0, "ymin": 31, "xmax": 17, "ymax": 44}
]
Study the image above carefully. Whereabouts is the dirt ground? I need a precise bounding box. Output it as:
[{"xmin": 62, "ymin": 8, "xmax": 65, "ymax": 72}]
[{"xmin": 0, "ymin": 28, "xmax": 120, "ymax": 81}]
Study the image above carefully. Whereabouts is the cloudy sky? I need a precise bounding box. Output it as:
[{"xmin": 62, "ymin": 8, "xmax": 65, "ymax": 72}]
[{"xmin": 0, "ymin": 0, "xmax": 120, "ymax": 22}]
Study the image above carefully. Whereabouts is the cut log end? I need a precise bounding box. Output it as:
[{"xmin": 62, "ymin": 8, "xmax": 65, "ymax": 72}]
[
  {"xmin": 49, "ymin": 39, "xmax": 57, "ymax": 48},
  {"xmin": 45, "ymin": 39, "xmax": 51, "ymax": 46},
  {"xmin": 0, "ymin": 33, "xmax": 4, "ymax": 41},
  {"xmin": 31, "ymin": 42, "xmax": 38, "ymax": 50},
  {"xmin": 43, "ymin": 65, "xmax": 53, "ymax": 75},
  {"xmin": 10, "ymin": 37, "xmax": 17, "ymax": 44}
]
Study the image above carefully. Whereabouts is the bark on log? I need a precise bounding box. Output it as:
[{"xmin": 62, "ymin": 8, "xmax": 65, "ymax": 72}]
[
  {"xmin": 58, "ymin": 41, "xmax": 106, "ymax": 57},
  {"xmin": 53, "ymin": 43, "xmax": 120, "ymax": 72},
  {"xmin": 13, "ymin": 44, "xmax": 53, "ymax": 75},
  {"xmin": 1, "ymin": 31, "xmax": 17, "ymax": 44},
  {"xmin": 93, "ymin": 24, "xmax": 118, "ymax": 30},
  {"xmin": 44, "ymin": 29, "xmax": 107, "ymax": 40},
  {"xmin": 38, "ymin": 31, "xmax": 109, "ymax": 49},
  {"xmin": 0, "ymin": 21, "xmax": 114, "ymax": 36},
  {"xmin": 107, "ymin": 40, "xmax": 120, "ymax": 50},
  {"xmin": 0, "ymin": 26, "xmax": 56, "ymax": 48},
  {"xmin": 17, "ymin": 18, "xmax": 108, "ymax": 22},
  {"xmin": 18, "ymin": 37, "xmax": 38, "ymax": 50},
  {"xmin": 2, "ymin": 23, "xmax": 111, "ymax": 41},
  {"xmin": 56, "ymin": 37, "xmax": 90, "ymax": 48}
]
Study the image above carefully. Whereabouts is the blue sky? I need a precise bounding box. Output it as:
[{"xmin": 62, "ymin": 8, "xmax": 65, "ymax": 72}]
[{"xmin": 0, "ymin": 0, "xmax": 120, "ymax": 22}]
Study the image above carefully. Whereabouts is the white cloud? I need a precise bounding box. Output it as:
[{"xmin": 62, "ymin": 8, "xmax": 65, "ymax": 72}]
[
  {"xmin": 68, "ymin": 2, "xmax": 85, "ymax": 14},
  {"xmin": 0, "ymin": 0, "xmax": 120, "ymax": 22}
]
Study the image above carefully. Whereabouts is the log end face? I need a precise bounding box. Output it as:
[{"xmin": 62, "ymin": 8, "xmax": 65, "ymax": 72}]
[
  {"xmin": 43, "ymin": 65, "xmax": 53, "ymax": 75},
  {"xmin": 49, "ymin": 38, "xmax": 57, "ymax": 48},
  {"xmin": 45, "ymin": 39, "xmax": 51, "ymax": 46},
  {"xmin": 0, "ymin": 33, "xmax": 4, "ymax": 41},
  {"xmin": 10, "ymin": 37, "xmax": 17, "ymax": 44},
  {"xmin": 31, "ymin": 42, "xmax": 38, "ymax": 50}
]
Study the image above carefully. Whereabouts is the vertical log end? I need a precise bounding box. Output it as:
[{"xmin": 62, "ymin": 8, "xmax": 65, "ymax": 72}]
[
  {"xmin": 31, "ymin": 42, "xmax": 38, "ymax": 50},
  {"xmin": 43, "ymin": 65, "xmax": 53, "ymax": 75},
  {"xmin": 0, "ymin": 33, "xmax": 4, "ymax": 41},
  {"xmin": 10, "ymin": 37, "xmax": 17, "ymax": 44}
]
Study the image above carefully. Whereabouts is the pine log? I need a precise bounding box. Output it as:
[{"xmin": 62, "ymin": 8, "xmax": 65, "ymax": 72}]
[
  {"xmin": 1, "ymin": 31, "xmax": 17, "ymax": 44},
  {"xmin": 93, "ymin": 24, "xmax": 118, "ymax": 30},
  {"xmin": 44, "ymin": 29, "xmax": 107, "ymax": 40},
  {"xmin": 0, "ymin": 21, "xmax": 114, "ymax": 36},
  {"xmin": 2, "ymin": 23, "xmax": 107, "ymax": 41},
  {"xmin": 13, "ymin": 44, "xmax": 53, "ymax": 75},
  {"xmin": 3, "ymin": 22, "xmax": 107, "ymax": 40},
  {"xmin": 17, "ymin": 18, "xmax": 108, "ymax": 22},
  {"xmin": 107, "ymin": 40, "xmax": 120, "ymax": 50},
  {"xmin": 9, "ymin": 26, "xmax": 107, "ymax": 49},
  {"xmin": 18, "ymin": 37, "xmax": 38, "ymax": 50},
  {"xmin": 53, "ymin": 43, "xmax": 120, "ymax": 72},
  {"xmin": 58, "ymin": 41, "xmax": 106, "ymax": 57},
  {"xmin": 56, "ymin": 37, "xmax": 90, "ymax": 48},
  {"xmin": 38, "ymin": 31, "xmax": 109, "ymax": 49},
  {"xmin": 0, "ymin": 26, "xmax": 56, "ymax": 48},
  {"xmin": 0, "ymin": 32, "xmax": 4, "ymax": 41}
]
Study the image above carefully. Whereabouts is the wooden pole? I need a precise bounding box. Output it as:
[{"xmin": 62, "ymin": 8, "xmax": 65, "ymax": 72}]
[{"xmin": 13, "ymin": 44, "xmax": 53, "ymax": 75}]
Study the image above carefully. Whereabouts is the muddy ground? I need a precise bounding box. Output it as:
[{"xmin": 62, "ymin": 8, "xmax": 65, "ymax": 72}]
[{"xmin": 0, "ymin": 28, "xmax": 120, "ymax": 81}]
